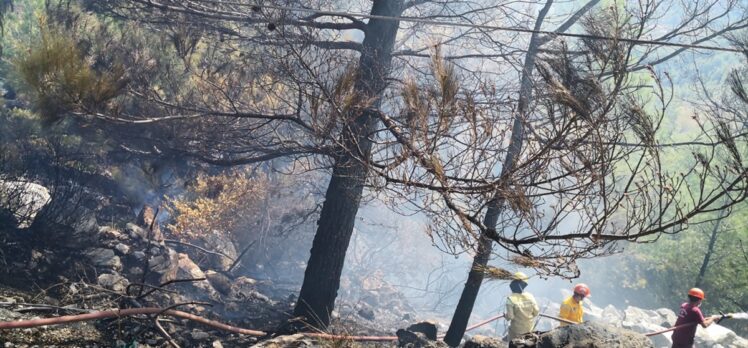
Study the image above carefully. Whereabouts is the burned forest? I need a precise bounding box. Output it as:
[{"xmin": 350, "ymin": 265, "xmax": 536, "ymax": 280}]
[{"xmin": 1, "ymin": 0, "xmax": 748, "ymax": 347}]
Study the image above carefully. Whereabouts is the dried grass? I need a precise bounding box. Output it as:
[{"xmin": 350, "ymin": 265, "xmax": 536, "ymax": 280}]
[
  {"xmin": 511, "ymin": 255, "xmax": 542, "ymax": 268},
  {"xmin": 472, "ymin": 264, "xmax": 513, "ymax": 281}
]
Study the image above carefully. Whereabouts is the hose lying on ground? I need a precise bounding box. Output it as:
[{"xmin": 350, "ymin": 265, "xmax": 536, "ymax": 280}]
[
  {"xmin": 0, "ymin": 307, "xmax": 504, "ymax": 342},
  {"xmin": 0, "ymin": 307, "xmax": 722, "ymax": 341},
  {"xmin": 0, "ymin": 307, "xmax": 267, "ymax": 336}
]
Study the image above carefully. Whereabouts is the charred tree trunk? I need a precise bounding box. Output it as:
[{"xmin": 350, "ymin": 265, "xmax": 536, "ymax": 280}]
[
  {"xmin": 292, "ymin": 0, "xmax": 404, "ymax": 330},
  {"xmin": 443, "ymin": 1, "xmax": 553, "ymax": 345},
  {"xmin": 694, "ymin": 207, "xmax": 728, "ymax": 288}
]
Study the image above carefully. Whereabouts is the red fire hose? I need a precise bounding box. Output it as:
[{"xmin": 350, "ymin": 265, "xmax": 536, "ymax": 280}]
[
  {"xmin": 0, "ymin": 307, "xmax": 266, "ymax": 336},
  {"xmin": 0, "ymin": 307, "xmax": 695, "ymax": 341},
  {"xmin": 644, "ymin": 322, "xmax": 694, "ymax": 337},
  {"xmin": 0, "ymin": 307, "xmax": 505, "ymax": 342}
]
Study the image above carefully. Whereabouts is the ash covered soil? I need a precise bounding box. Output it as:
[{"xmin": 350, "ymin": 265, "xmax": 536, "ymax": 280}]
[{"xmin": 0, "ymin": 208, "xmax": 415, "ymax": 347}]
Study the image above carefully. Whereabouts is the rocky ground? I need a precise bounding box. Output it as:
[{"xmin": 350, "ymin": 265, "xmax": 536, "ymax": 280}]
[
  {"xmin": 1, "ymin": 185, "xmax": 746, "ymax": 347},
  {"xmin": 0, "ymin": 197, "xmax": 417, "ymax": 347}
]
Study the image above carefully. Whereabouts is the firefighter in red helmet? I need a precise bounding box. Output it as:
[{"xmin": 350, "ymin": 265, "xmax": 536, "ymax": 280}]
[
  {"xmin": 671, "ymin": 288, "xmax": 720, "ymax": 348},
  {"xmin": 558, "ymin": 283, "xmax": 590, "ymax": 326}
]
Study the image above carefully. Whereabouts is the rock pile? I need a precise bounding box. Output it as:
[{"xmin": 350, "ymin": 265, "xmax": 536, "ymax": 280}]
[
  {"xmin": 585, "ymin": 301, "xmax": 748, "ymax": 348},
  {"xmin": 509, "ymin": 322, "xmax": 654, "ymax": 348}
]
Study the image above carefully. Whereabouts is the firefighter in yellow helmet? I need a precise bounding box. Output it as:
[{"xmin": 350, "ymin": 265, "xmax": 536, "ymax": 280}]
[
  {"xmin": 558, "ymin": 283, "xmax": 590, "ymax": 326},
  {"xmin": 505, "ymin": 272, "xmax": 539, "ymax": 341}
]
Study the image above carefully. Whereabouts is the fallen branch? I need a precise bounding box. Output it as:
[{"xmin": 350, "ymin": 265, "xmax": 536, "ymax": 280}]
[{"xmin": 228, "ymin": 240, "xmax": 256, "ymax": 273}]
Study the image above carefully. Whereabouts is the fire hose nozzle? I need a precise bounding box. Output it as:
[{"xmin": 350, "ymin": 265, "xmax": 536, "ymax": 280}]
[{"xmin": 717, "ymin": 311, "xmax": 732, "ymax": 324}]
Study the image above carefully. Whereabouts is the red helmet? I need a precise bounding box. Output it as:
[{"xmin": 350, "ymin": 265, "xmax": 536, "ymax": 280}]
[
  {"xmin": 688, "ymin": 288, "xmax": 705, "ymax": 300},
  {"xmin": 574, "ymin": 283, "xmax": 591, "ymax": 297}
]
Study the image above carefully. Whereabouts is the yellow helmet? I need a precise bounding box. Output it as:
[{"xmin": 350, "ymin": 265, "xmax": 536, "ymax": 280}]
[{"xmin": 513, "ymin": 272, "xmax": 529, "ymax": 282}]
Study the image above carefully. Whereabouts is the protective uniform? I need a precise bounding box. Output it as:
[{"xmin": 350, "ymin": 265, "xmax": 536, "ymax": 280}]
[
  {"xmin": 505, "ymin": 291, "xmax": 540, "ymax": 340},
  {"xmin": 558, "ymin": 296, "xmax": 583, "ymax": 325}
]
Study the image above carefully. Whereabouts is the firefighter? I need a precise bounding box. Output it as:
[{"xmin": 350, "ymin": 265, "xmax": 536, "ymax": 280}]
[
  {"xmin": 671, "ymin": 288, "xmax": 720, "ymax": 348},
  {"xmin": 558, "ymin": 283, "xmax": 590, "ymax": 326},
  {"xmin": 505, "ymin": 272, "xmax": 540, "ymax": 341}
]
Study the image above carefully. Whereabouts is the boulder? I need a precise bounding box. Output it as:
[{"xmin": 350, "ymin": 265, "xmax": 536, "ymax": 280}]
[
  {"xmin": 584, "ymin": 301, "xmax": 604, "ymax": 323},
  {"xmin": 624, "ymin": 306, "xmax": 659, "ymax": 324},
  {"xmin": 396, "ymin": 329, "xmax": 448, "ymax": 348},
  {"xmin": 601, "ymin": 305, "xmax": 624, "ymax": 324},
  {"xmin": 620, "ymin": 321, "xmax": 670, "ymax": 348},
  {"xmin": 0, "ymin": 180, "xmax": 51, "ymax": 229},
  {"xmin": 696, "ymin": 324, "xmax": 748, "ymax": 348},
  {"xmin": 406, "ymin": 321, "xmax": 439, "ymax": 341},
  {"xmin": 466, "ymin": 334, "xmax": 507, "ymax": 348},
  {"xmin": 85, "ymin": 248, "xmax": 122, "ymax": 271},
  {"xmin": 129, "ymin": 246, "xmax": 180, "ymax": 283},
  {"xmin": 176, "ymin": 253, "xmax": 217, "ymax": 298},
  {"xmin": 535, "ymin": 321, "xmax": 654, "ymax": 348},
  {"xmin": 177, "ymin": 253, "xmax": 206, "ymax": 279},
  {"xmin": 200, "ymin": 231, "xmax": 237, "ymax": 272},
  {"xmin": 655, "ymin": 308, "xmax": 677, "ymax": 328},
  {"xmin": 205, "ymin": 270, "xmax": 233, "ymax": 296}
]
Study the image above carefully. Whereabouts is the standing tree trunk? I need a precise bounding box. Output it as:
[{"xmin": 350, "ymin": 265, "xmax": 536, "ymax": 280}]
[
  {"xmin": 443, "ymin": 1, "xmax": 553, "ymax": 345},
  {"xmin": 694, "ymin": 207, "xmax": 728, "ymax": 288},
  {"xmin": 292, "ymin": 0, "xmax": 404, "ymax": 330}
]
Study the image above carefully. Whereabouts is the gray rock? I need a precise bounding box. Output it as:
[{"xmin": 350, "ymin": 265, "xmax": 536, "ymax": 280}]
[
  {"xmin": 205, "ymin": 270, "xmax": 233, "ymax": 296},
  {"xmin": 97, "ymin": 273, "xmax": 129, "ymax": 292},
  {"xmin": 190, "ymin": 330, "xmax": 210, "ymax": 340},
  {"xmin": 85, "ymin": 248, "xmax": 122, "ymax": 271},
  {"xmin": 621, "ymin": 321, "xmax": 670, "ymax": 348},
  {"xmin": 114, "ymin": 243, "xmax": 130, "ymax": 255},
  {"xmin": 98, "ymin": 226, "xmax": 126, "ymax": 240},
  {"xmin": 0, "ymin": 180, "xmax": 51, "ymax": 229},
  {"xmin": 252, "ymin": 334, "xmax": 314, "ymax": 347},
  {"xmin": 406, "ymin": 321, "xmax": 439, "ymax": 341},
  {"xmin": 136, "ymin": 205, "xmax": 163, "ymax": 241},
  {"xmin": 148, "ymin": 248, "xmax": 179, "ymax": 278},
  {"xmin": 125, "ymin": 223, "xmax": 149, "ymax": 240},
  {"xmin": 356, "ymin": 303, "xmax": 376, "ymax": 321},
  {"xmin": 396, "ymin": 329, "xmax": 448, "ymax": 348},
  {"xmin": 624, "ymin": 306, "xmax": 659, "ymax": 324},
  {"xmin": 655, "ymin": 308, "xmax": 677, "ymax": 328},
  {"xmin": 200, "ymin": 230, "xmax": 237, "ymax": 272},
  {"xmin": 536, "ymin": 321, "xmax": 654, "ymax": 348},
  {"xmin": 132, "ymin": 251, "xmax": 146, "ymax": 261},
  {"xmin": 231, "ymin": 276, "xmax": 272, "ymax": 303},
  {"xmin": 466, "ymin": 334, "xmax": 507, "ymax": 348},
  {"xmin": 601, "ymin": 304, "xmax": 624, "ymax": 324},
  {"xmin": 696, "ymin": 324, "xmax": 748, "ymax": 348},
  {"xmin": 176, "ymin": 253, "xmax": 217, "ymax": 298},
  {"xmin": 0, "ymin": 308, "xmax": 21, "ymax": 321}
]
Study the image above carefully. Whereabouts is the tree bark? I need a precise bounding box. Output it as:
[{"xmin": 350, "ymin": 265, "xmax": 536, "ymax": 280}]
[
  {"xmin": 443, "ymin": 1, "xmax": 553, "ymax": 345},
  {"xmin": 292, "ymin": 0, "xmax": 404, "ymax": 330}
]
